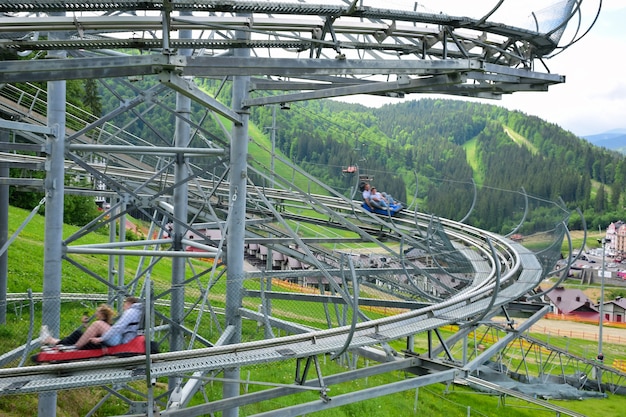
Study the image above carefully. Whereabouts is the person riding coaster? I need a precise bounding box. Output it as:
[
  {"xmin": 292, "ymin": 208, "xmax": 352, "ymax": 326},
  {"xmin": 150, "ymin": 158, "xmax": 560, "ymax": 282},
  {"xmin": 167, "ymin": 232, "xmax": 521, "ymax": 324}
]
[
  {"xmin": 360, "ymin": 182, "xmax": 402, "ymax": 215},
  {"xmin": 34, "ymin": 296, "xmax": 157, "ymax": 363}
]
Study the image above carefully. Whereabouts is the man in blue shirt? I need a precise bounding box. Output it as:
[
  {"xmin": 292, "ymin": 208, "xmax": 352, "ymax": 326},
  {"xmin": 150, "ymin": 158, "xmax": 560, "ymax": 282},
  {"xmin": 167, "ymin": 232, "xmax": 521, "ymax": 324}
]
[{"xmin": 89, "ymin": 296, "xmax": 143, "ymax": 346}]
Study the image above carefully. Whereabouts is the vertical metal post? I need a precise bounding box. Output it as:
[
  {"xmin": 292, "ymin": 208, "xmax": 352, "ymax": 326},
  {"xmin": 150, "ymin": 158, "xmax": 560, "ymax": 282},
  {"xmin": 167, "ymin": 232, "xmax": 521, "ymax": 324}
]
[
  {"xmin": 597, "ymin": 237, "xmax": 608, "ymax": 387},
  {"xmin": 263, "ymin": 104, "xmax": 277, "ymax": 327},
  {"xmin": 39, "ymin": 47, "xmax": 66, "ymax": 417},
  {"xmin": 145, "ymin": 278, "xmax": 154, "ymax": 417},
  {"xmin": 270, "ymin": 104, "xmax": 277, "ymax": 188},
  {"xmin": 108, "ymin": 196, "xmax": 117, "ymax": 301},
  {"xmin": 117, "ymin": 196, "xmax": 127, "ymax": 307},
  {"xmin": 462, "ymin": 333, "xmax": 468, "ymax": 365},
  {"xmin": 169, "ymin": 18, "xmax": 192, "ymax": 393},
  {"xmin": 598, "ymin": 238, "xmax": 606, "ymax": 359},
  {"xmin": 223, "ymin": 20, "xmax": 250, "ymax": 417},
  {"xmin": 0, "ymin": 129, "xmax": 9, "ymax": 324}
]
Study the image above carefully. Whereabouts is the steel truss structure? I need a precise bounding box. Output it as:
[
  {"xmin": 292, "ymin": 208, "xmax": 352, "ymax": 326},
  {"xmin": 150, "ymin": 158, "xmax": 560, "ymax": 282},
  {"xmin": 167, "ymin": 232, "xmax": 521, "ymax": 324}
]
[{"xmin": 0, "ymin": 1, "xmax": 616, "ymax": 416}]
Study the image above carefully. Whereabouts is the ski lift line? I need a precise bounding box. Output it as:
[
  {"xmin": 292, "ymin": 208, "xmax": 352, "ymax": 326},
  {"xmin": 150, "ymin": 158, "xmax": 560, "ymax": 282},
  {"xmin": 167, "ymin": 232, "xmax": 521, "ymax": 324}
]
[
  {"xmin": 29, "ymin": 127, "xmax": 553, "ymax": 218},
  {"xmin": 12, "ymin": 143, "xmax": 552, "ymax": 254},
  {"xmin": 504, "ymin": 186, "xmax": 529, "ymax": 238},
  {"xmin": 292, "ymin": 160, "xmax": 365, "ymax": 173},
  {"xmin": 282, "ymin": 105, "xmax": 378, "ymax": 165},
  {"xmin": 415, "ymin": 174, "xmax": 572, "ymax": 215},
  {"xmin": 295, "ymin": 104, "xmax": 362, "ymax": 138}
]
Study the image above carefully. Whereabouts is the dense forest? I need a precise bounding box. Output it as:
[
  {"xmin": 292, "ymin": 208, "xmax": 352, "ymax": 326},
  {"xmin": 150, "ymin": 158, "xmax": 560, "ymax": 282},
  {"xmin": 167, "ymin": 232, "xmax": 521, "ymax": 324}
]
[
  {"xmin": 8, "ymin": 76, "xmax": 626, "ymax": 235},
  {"xmin": 250, "ymin": 97, "xmax": 626, "ymax": 234}
]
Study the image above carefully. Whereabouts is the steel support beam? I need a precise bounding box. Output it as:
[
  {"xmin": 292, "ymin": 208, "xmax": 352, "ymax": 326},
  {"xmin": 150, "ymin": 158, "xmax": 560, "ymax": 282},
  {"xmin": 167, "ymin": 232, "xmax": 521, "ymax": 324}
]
[
  {"xmin": 160, "ymin": 72, "xmax": 243, "ymax": 126},
  {"xmin": 243, "ymin": 73, "xmax": 466, "ymax": 107},
  {"xmin": 222, "ymin": 19, "xmax": 251, "ymax": 417},
  {"xmin": 0, "ymin": 129, "xmax": 8, "ymax": 324},
  {"xmin": 462, "ymin": 305, "xmax": 550, "ymax": 373},
  {"xmin": 39, "ymin": 41, "xmax": 66, "ymax": 417},
  {"xmin": 67, "ymin": 144, "xmax": 225, "ymax": 156},
  {"xmin": 168, "ymin": 22, "xmax": 193, "ymax": 397}
]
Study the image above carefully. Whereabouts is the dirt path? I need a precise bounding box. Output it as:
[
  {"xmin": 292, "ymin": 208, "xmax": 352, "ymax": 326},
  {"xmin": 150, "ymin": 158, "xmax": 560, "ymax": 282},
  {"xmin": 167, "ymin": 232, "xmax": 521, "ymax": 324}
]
[{"xmin": 517, "ymin": 317, "xmax": 626, "ymax": 345}]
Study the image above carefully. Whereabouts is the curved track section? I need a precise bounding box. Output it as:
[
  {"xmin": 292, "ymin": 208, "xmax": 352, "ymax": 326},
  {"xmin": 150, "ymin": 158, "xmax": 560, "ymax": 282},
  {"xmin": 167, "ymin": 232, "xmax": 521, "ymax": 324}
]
[
  {"xmin": 0, "ymin": 212, "xmax": 543, "ymax": 395},
  {"xmin": 0, "ymin": 144, "xmax": 569, "ymax": 415}
]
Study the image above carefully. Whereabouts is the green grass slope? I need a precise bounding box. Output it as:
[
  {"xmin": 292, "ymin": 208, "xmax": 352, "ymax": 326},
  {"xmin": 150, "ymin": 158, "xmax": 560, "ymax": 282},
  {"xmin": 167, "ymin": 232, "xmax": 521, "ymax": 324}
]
[{"xmin": 2, "ymin": 206, "xmax": 626, "ymax": 416}]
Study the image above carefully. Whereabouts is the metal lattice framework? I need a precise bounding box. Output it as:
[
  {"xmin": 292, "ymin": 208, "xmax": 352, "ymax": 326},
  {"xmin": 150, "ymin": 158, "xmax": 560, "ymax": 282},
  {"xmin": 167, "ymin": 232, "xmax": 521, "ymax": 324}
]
[{"xmin": 0, "ymin": 1, "xmax": 613, "ymax": 416}]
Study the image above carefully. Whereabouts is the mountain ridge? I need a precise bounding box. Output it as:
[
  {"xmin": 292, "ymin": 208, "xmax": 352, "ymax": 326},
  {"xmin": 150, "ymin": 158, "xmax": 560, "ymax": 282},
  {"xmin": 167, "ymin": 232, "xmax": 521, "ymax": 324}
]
[
  {"xmin": 249, "ymin": 97, "xmax": 626, "ymax": 233},
  {"xmin": 583, "ymin": 129, "xmax": 626, "ymax": 153}
]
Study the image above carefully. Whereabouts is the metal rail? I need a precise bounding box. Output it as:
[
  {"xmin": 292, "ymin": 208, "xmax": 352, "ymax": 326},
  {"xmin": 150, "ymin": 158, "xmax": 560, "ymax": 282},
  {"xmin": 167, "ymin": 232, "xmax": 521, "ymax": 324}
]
[{"xmin": 0, "ymin": 207, "xmax": 541, "ymax": 396}]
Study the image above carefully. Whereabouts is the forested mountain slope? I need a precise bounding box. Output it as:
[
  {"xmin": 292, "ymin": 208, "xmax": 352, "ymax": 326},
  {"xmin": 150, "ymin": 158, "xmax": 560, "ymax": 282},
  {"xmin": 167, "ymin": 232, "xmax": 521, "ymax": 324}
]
[{"xmin": 249, "ymin": 98, "xmax": 625, "ymax": 233}]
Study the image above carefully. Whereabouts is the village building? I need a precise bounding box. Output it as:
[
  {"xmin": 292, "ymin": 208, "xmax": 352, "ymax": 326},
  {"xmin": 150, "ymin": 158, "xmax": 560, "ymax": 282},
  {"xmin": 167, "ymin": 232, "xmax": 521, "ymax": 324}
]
[
  {"xmin": 606, "ymin": 221, "xmax": 625, "ymax": 256},
  {"xmin": 545, "ymin": 287, "xmax": 598, "ymax": 320},
  {"xmin": 615, "ymin": 223, "xmax": 626, "ymax": 257},
  {"xmin": 601, "ymin": 297, "xmax": 626, "ymax": 323}
]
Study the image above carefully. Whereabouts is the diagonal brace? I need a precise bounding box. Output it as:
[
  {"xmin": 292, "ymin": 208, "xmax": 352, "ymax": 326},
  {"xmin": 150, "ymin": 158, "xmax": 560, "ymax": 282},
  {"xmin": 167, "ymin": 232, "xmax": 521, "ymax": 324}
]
[
  {"xmin": 295, "ymin": 356, "xmax": 330, "ymax": 403},
  {"xmin": 159, "ymin": 71, "xmax": 243, "ymax": 125}
]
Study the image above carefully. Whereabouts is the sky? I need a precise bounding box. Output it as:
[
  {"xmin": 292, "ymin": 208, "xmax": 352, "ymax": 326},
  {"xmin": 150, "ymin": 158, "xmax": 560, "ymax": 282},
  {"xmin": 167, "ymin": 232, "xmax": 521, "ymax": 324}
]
[
  {"xmin": 336, "ymin": 1, "xmax": 626, "ymax": 138},
  {"xmin": 497, "ymin": 1, "xmax": 626, "ymax": 137}
]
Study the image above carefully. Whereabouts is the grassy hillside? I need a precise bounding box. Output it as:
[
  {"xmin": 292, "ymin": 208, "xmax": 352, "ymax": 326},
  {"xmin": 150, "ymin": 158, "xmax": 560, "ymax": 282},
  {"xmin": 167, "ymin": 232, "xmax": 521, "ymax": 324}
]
[
  {"xmin": 502, "ymin": 124, "xmax": 539, "ymax": 155},
  {"xmin": 3, "ymin": 205, "xmax": 626, "ymax": 416},
  {"xmin": 462, "ymin": 136, "xmax": 484, "ymax": 186}
]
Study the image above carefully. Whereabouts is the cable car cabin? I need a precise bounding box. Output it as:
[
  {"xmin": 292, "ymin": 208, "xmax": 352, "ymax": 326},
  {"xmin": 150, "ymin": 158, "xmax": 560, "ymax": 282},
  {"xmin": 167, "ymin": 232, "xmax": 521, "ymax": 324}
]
[
  {"xmin": 342, "ymin": 165, "xmax": 358, "ymax": 174},
  {"xmin": 361, "ymin": 202, "xmax": 402, "ymax": 216},
  {"xmin": 33, "ymin": 335, "xmax": 148, "ymax": 364}
]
